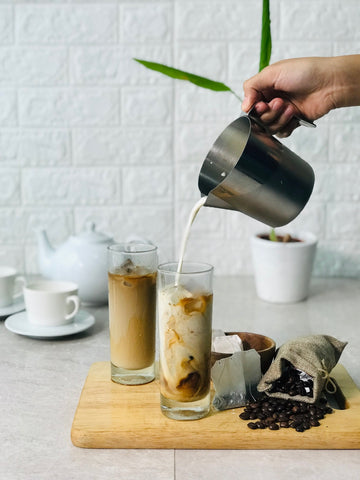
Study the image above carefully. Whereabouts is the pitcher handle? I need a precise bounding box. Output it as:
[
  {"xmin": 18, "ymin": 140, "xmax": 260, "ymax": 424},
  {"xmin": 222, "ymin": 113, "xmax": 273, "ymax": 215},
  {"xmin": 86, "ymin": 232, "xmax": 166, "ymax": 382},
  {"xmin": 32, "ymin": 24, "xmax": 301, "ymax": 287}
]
[{"xmin": 246, "ymin": 103, "xmax": 316, "ymax": 130}]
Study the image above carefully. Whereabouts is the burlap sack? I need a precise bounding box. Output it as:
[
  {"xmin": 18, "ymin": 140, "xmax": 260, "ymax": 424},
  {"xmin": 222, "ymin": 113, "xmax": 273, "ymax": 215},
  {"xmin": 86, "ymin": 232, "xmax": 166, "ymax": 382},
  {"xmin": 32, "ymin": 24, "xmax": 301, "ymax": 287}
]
[{"xmin": 257, "ymin": 335, "xmax": 347, "ymax": 404}]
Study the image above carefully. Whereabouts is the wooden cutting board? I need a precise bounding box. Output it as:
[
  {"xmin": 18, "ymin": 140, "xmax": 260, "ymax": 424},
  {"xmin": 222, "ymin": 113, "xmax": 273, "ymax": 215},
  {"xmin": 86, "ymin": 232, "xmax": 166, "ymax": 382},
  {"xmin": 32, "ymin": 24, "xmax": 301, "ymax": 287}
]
[{"xmin": 71, "ymin": 362, "xmax": 360, "ymax": 449}]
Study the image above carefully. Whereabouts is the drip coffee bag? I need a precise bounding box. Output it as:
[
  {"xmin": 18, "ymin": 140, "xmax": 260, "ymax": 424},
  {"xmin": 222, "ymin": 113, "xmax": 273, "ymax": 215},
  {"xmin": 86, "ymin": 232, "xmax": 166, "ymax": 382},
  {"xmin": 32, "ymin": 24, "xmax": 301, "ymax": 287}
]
[{"xmin": 211, "ymin": 334, "xmax": 262, "ymax": 410}]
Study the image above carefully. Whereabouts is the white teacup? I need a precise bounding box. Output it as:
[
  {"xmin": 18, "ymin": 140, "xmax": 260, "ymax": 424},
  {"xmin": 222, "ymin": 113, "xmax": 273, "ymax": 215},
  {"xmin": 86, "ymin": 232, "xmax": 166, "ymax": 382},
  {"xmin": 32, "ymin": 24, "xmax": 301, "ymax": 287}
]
[
  {"xmin": 0, "ymin": 267, "xmax": 26, "ymax": 308},
  {"xmin": 24, "ymin": 281, "xmax": 80, "ymax": 326}
]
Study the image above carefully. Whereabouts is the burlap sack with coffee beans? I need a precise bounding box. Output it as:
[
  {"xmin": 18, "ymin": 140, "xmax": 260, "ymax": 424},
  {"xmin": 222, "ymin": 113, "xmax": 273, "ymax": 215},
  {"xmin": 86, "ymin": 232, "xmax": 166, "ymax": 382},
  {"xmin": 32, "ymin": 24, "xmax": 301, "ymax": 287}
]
[{"xmin": 257, "ymin": 335, "xmax": 347, "ymax": 404}]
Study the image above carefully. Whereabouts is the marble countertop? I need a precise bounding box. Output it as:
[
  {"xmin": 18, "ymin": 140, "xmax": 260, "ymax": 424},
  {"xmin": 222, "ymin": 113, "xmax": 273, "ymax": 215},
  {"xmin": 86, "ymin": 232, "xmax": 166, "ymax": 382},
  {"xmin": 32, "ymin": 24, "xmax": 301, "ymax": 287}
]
[{"xmin": 1, "ymin": 276, "xmax": 359, "ymax": 480}]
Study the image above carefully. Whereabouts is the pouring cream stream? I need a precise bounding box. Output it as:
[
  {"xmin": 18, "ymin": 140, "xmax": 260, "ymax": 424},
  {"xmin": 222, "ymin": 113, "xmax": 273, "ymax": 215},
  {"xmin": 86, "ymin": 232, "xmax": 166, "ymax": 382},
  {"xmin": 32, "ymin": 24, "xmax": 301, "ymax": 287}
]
[{"xmin": 176, "ymin": 196, "xmax": 207, "ymax": 280}]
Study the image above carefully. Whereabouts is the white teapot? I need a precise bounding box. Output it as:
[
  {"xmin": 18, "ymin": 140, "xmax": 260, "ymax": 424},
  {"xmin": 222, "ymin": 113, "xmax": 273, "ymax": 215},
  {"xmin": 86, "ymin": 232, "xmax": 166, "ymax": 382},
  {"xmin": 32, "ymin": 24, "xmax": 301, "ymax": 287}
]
[{"xmin": 37, "ymin": 222, "xmax": 113, "ymax": 306}]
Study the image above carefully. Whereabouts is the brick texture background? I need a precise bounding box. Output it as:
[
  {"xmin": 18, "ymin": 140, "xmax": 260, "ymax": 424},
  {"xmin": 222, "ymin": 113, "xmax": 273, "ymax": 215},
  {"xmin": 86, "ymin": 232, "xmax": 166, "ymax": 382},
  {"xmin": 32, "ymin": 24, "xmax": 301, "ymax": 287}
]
[{"xmin": 1, "ymin": 0, "xmax": 360, "ymax": 277}]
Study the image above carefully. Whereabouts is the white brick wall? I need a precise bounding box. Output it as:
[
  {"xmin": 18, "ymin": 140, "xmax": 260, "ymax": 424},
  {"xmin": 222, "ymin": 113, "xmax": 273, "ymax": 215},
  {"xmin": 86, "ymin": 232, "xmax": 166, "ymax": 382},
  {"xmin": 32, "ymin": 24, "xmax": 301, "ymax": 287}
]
[{"xmin": 0, "ymin": 0, "xmax": 360, "ymax": 277}]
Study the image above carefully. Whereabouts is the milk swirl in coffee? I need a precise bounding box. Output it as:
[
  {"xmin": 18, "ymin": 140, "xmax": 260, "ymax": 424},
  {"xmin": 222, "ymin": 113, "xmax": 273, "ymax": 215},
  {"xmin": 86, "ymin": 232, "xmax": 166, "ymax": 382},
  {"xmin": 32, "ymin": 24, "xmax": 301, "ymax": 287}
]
[{"xmin": 159, "ymin": 196, "xmax": 213, "ymax": 406}]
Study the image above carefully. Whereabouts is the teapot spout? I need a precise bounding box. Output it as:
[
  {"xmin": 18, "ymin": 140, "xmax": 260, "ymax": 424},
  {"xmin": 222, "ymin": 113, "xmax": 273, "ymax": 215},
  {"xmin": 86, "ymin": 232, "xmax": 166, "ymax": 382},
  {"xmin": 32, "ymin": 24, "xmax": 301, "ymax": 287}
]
[{"xmin": 36, "ymin": 229, "xmax": 55, "ymax": 277}]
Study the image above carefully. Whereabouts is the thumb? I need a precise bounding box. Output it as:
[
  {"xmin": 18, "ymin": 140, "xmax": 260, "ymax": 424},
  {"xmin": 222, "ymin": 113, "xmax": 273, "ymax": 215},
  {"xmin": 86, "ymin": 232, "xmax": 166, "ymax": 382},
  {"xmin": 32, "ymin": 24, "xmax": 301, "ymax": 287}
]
[
  {"xmin": 242, "ymin": 67, "xmax": 273, "ymax": 111},
  {"xmin": 241, "ymin": 89, "xmax": 261, "ymax": 112}
]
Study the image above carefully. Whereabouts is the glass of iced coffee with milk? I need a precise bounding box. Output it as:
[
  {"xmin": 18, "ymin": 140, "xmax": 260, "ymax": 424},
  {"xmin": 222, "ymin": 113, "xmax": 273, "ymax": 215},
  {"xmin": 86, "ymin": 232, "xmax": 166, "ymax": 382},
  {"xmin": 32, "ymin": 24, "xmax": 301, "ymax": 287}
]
[
  {"xmin": 108, "ymin": 243, "xmax": 157, "ymax": 385},
  {"xmin": 158, "ymin": 262, "xmax": 213, "ymax": 420}
]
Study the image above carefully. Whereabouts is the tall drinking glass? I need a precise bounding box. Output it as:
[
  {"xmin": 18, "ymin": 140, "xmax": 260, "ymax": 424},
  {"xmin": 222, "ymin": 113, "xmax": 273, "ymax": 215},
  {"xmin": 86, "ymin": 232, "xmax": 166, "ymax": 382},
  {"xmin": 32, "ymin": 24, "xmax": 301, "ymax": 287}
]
[
  {"xmin": 158, "ymin": 262, "xmax": 213, "ymax": 420},
  {"xmin": 108, "ymin": 243, "xmax": 157, "ymax": 385}
]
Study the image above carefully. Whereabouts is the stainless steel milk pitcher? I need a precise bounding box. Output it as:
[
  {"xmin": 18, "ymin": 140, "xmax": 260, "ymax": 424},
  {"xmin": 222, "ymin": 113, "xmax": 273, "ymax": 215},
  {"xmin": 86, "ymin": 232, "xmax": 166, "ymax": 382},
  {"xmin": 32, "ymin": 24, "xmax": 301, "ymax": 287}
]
[{"xmin": 198, "ymin": 115, "xmax": 315, "ymax": 227}]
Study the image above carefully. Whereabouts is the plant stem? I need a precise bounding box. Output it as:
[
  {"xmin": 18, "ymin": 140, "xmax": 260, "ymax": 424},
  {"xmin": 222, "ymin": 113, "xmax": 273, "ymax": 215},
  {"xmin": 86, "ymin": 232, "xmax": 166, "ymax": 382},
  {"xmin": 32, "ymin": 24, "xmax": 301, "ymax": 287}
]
[{"xmin": 269, "ymin": 228, "xmax": 278, "ymax": 242}]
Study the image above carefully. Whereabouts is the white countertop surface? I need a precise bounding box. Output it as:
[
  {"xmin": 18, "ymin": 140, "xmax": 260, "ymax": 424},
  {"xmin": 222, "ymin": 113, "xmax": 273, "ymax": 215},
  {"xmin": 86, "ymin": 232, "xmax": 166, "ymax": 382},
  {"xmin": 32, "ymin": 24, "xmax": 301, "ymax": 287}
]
[{"xmin": 1, "ymin": 276, "xmax": 359, "ymax": 479}]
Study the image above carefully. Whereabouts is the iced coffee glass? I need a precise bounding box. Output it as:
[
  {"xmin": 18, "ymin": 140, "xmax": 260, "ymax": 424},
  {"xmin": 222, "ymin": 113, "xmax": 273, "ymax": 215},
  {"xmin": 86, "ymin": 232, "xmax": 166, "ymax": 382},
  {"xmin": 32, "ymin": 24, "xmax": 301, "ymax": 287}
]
[
  {"xmin": 108, "ymin": 243, "xmax": 157, "ymax": 385},
  {"xmin": 158, "ymin": 262, "xmax": 213, "ymax": 420}
]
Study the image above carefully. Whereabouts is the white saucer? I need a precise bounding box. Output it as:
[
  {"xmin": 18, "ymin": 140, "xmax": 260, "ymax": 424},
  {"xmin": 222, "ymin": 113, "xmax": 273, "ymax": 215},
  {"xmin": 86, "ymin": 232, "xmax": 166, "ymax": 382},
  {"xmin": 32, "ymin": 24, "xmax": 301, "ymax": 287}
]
[
  {"xmin": 5, "ymin": 310, "xmax": 95, "ymax": 339},
  {"xmin": 0, "ymin": 296, "xmax": 25, "ymax": 317}
]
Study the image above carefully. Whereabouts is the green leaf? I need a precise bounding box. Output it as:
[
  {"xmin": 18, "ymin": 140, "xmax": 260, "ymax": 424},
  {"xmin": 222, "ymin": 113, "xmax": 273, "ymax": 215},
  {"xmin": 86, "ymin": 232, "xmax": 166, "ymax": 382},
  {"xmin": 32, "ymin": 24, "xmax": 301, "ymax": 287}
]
[
  {"xmin": 134, "ymin": 58, "xmax": 241, "ymax": 100},
  {"xmin": 259, "ymin": 0, "xmax": 272, "ymax": 71},
  {"xmin": 269, "ymin": 228, "xmax": 278, "ymax": 242}
]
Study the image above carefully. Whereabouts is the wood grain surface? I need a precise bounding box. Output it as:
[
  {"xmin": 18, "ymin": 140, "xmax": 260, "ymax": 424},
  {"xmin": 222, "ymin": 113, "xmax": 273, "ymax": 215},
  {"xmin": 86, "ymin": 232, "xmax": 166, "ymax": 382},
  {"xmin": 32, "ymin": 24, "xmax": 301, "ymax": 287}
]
[{"xmin": 71, "ymin": 362, "xmax": 360, "ymax": 449}]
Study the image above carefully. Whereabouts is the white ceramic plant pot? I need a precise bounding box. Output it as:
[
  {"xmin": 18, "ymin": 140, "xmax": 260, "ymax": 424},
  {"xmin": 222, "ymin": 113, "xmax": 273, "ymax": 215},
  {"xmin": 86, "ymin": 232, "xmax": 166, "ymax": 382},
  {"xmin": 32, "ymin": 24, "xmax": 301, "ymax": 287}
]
[{"xmin": 251, "ymin": 232, "xmax": 317, "ymax": 304}]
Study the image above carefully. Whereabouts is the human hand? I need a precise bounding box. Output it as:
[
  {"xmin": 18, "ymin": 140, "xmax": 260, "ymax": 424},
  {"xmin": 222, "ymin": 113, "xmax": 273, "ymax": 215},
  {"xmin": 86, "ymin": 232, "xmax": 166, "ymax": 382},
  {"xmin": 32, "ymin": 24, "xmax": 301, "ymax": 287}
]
[{"xmin": 242, "ymin": 57, "xmax": 337, "ymax": 137}]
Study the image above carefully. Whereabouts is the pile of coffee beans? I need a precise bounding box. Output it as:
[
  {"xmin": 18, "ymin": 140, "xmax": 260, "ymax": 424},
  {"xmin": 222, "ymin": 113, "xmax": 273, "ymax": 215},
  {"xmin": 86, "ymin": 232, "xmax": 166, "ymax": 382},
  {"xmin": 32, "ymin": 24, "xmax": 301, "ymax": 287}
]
[
  {"xmin": 239, "ymin": 395, "xmax": 333, "ymax": 432},
  {"xmin": 268, "ymin": 360, "xmax": 314, "ymax": 398}
]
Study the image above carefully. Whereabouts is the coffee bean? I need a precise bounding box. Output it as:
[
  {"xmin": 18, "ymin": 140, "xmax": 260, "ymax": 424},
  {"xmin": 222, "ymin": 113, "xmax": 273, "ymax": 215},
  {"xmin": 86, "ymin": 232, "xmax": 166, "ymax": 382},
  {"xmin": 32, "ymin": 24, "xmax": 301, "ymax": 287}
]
[
  {"xmin": 255, "ymin": 421, "xmax": 266, "ymax": 429},
  {"xmin": 265, "ymin": 417, "xmax": 275, "ymax": 425},
  {"xmin": 239, "ymin": 393, "xmax": 333, "ymax": 433},
  {"xmin": 298, "ymin": 386, "xmax": 306, "ymax": 396},
  {"xmin": 268, "ymin": 361, "xmax": 314, "ymax": 399},
  {"xmin": 239, "ymin": 412, "xmax": 250, "ymax": 420},
  {"xmin": 269, "ymin": 423, "xmax": 279, "ymax": 430}
]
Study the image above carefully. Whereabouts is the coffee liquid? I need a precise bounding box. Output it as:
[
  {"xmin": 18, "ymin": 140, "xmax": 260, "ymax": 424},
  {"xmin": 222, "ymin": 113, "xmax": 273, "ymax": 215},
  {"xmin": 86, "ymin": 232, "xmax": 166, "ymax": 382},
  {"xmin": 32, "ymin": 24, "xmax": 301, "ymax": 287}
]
[{"xmin": 109, "ymin": 269, "xmax": 156, "ymax": 370}]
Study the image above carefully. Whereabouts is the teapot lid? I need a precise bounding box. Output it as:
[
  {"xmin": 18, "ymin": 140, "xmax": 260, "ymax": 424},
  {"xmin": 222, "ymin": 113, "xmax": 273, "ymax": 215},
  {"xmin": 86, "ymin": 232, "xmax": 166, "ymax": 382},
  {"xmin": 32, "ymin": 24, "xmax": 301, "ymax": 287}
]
[{"xmin": 75, "ymin": 221, "xmax": 112, "ymax": 244}]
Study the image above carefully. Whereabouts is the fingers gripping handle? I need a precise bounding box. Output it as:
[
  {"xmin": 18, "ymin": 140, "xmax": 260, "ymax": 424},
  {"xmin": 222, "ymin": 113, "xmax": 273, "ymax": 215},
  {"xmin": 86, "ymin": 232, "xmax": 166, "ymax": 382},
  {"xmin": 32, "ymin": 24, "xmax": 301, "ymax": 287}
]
[{"xmin": 245, "ymin": 104, "xmax": 316, "ymax": 129}]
